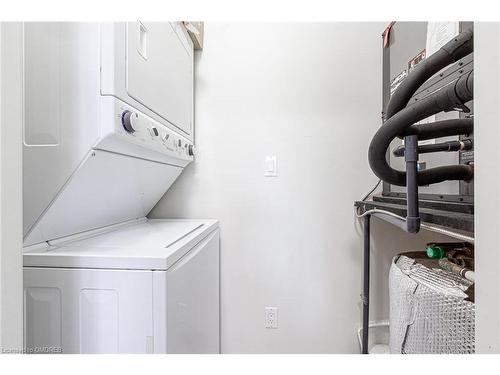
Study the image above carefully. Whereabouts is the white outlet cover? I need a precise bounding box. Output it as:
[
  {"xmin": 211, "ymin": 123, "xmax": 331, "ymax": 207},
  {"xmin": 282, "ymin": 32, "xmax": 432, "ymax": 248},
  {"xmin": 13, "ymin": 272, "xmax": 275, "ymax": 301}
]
[{"xmin": 265, "ymin": 307, "xmax": 278, "ymax": 328}]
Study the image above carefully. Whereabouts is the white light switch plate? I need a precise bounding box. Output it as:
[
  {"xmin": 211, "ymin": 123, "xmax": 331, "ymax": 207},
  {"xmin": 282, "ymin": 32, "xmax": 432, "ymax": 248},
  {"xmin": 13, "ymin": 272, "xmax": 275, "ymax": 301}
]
[{"xmin": 264, "ymin": 156, "xmax": 277, "ymax": 177}]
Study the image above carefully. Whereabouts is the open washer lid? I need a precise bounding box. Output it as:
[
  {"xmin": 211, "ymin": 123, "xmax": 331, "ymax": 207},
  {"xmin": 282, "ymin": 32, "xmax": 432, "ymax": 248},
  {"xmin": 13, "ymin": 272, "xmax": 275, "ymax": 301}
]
[{"xmin": 23, "ymin": 219, "xmax": 219, "ymax": 271}]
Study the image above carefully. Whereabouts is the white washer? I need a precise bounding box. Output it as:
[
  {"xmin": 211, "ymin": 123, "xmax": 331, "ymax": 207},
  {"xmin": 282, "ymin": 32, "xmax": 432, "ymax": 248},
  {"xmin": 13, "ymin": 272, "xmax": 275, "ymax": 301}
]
[{"xmin": 23, "ymin": 218, "xmax": 220, "ymax": 354}]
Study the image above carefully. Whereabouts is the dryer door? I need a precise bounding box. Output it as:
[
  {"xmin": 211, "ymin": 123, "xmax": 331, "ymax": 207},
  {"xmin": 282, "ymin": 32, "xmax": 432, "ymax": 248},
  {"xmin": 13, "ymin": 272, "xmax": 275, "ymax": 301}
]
[{"xmin": 126, "ymin": 22, "xmax": 193, "ymax": 138}]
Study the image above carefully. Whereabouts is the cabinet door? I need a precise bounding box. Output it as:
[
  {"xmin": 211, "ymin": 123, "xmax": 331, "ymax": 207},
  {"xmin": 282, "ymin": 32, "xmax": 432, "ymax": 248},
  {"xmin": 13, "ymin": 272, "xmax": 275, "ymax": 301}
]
[
  {"xmin": 24, "ymin": 268, "xmax": 154, "ymax": 354},
  {"xmin": 165, "ymin": 229, "xmax": 220, "ymax": 353},
  {"xmin": 126, "ymin": 22, "xmax": 193, "ymax": 137}
]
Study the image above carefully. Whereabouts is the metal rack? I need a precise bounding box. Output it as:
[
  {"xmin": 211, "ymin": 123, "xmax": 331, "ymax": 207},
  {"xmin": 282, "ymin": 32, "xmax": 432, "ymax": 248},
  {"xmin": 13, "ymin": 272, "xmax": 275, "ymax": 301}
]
[{"xmin": 354, "ymin": 196, "xmax": 474, "ymax": 354}]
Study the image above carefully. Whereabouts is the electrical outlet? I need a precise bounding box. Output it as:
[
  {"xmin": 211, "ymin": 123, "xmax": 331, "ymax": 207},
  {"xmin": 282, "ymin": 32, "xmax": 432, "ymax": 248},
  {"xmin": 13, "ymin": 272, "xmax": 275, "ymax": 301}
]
[{"xmin": 265, "ymin": 307, "xmax": 278, "ymax": 329}]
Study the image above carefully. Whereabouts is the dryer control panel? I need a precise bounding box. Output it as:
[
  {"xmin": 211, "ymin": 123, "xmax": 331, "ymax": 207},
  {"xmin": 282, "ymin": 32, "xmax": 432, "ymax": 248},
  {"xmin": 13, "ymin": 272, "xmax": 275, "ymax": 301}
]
[
  {"xmin": 117, "ymin": 102, "xmax": 194, "ymax": 159},
  {"xmin": 97, "ymin": 98, "xmax": 195, "ymax": 165}
]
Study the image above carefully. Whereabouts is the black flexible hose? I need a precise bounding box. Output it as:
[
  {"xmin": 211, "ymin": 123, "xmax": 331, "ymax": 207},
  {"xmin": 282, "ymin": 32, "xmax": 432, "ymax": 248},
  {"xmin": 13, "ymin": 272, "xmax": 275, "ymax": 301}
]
[
  {"xmin": 401, "ymin": 118, "xmax": 473, "ymax": 140},
  {"xmin": 386, "ymin": 28, "xmax": 473, "ymax": 119},
  {"xmin": 369, "ymin": 71, "xmax": 474, "ymax": 186},
  {"xmin": 368, "ymin": 28, "xmax": 474, "ymax": 187}
]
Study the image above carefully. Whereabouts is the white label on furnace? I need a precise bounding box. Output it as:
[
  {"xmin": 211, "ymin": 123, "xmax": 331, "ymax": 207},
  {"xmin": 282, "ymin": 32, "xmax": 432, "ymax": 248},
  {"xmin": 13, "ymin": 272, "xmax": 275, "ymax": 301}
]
[{"xmin": 425, "ymin": 22, "xmax": 460, "ymax": 58}]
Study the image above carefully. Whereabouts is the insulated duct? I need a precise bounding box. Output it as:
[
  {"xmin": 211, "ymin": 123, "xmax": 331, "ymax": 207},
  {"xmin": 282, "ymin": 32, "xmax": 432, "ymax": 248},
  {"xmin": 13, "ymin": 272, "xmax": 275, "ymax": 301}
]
[{"xmin": 389, "ymin": 253, "xmax": 475, "ymax": 354}]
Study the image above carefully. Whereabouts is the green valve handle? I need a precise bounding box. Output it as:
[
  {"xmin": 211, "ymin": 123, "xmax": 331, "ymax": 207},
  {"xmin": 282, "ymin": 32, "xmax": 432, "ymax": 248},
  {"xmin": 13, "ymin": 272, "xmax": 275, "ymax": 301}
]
[{"xmin": 426, "ymin": 245, "xmax": 445, "ymax": 259}]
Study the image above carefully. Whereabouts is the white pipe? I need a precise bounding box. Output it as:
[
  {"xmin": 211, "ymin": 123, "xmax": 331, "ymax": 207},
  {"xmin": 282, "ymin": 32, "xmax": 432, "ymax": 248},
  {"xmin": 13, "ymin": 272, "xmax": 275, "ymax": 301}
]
[{"xmin": 356, "ymin": 208, "xmax": 474, "ymax": 243}]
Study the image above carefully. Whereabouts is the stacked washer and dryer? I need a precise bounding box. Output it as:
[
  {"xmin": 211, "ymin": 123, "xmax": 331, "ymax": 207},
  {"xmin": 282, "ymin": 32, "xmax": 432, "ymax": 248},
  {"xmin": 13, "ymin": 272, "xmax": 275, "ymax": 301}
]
[{"xmin": 22, "ymin": 22, "xmax": 220, "ymax": 354}]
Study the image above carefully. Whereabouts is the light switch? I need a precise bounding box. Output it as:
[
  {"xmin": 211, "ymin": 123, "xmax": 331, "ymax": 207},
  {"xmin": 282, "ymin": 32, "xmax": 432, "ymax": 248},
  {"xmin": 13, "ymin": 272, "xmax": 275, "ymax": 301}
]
[{"xmin": 264, "ymin": 156, "xmax": 277, "ymax": 177}]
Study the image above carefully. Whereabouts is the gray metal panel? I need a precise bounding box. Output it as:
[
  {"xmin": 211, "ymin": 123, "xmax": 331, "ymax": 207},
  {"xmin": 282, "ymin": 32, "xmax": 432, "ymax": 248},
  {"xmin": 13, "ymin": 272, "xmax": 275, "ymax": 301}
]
[{"xmin": 388, "ymin": 22, "xmax": 427, "ymax": 85}]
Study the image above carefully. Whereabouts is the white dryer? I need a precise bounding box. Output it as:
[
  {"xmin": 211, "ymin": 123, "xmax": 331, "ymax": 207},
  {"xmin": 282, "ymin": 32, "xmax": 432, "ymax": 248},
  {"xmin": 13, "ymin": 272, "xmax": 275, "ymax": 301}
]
[
  {"xmin": 22, "ymin": 22, "xmax": 219, "ymax": 354},
  {"xmin": 23, "ymin": 22, "xmax": 195, "ymax": 243}
]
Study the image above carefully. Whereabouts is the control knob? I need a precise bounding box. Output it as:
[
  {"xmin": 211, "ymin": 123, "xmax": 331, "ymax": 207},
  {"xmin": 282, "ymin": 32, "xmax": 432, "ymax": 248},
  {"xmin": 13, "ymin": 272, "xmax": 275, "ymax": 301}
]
[
  {"xmin": 121, "ymin": 110, "xmax": 137, "ymax": 133},
  {"xmin": 187, "ymin": 144, "xmax": 195, "ymax": 156}
]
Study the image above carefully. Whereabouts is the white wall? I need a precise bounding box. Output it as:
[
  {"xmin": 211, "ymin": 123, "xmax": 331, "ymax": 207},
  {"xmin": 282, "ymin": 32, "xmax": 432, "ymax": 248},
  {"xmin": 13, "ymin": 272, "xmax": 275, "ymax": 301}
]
[
  {"xmin": 475, "ymin": 22, "xmax": 500, "ymax": 354},
  {"xmin": 150, "ymin": 22, "xmax": 454, "ymax": 353},
  {"xmin": 0, "ymin": 22, "xmax": 23, "ymax": 351}
]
